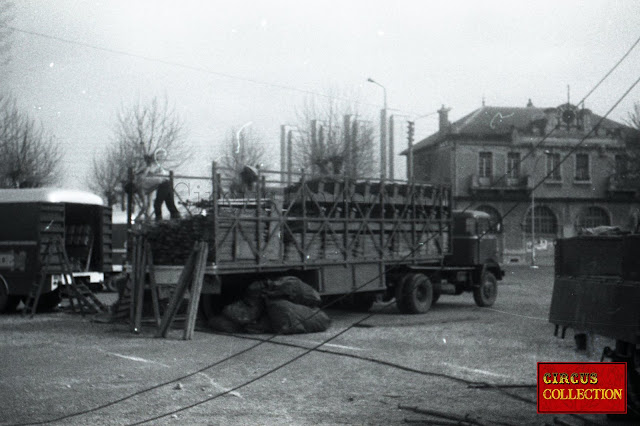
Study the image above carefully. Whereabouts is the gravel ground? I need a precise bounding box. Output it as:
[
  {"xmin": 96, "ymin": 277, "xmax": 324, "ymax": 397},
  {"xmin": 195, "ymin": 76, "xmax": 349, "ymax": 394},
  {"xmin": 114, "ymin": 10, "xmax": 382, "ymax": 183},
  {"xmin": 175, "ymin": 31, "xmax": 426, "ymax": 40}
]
[{"xmin": 0, "ymin": 265, "xmax": 629, "ymax": 425}]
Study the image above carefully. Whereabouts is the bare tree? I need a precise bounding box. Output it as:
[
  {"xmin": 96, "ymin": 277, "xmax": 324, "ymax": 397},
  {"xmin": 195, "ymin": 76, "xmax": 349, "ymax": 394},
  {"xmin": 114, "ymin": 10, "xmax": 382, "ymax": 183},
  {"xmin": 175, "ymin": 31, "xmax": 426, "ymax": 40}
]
[
  {"xmin": 0, "ymin": 94, "xmax": 62, "ymax": 188},
  {"xmin": 89, "ymin": 96, "xmax": 191, "ymax": 210},
  {"xmin": 293, "ymin": 93, "xmax": 377, "ymax": 179},
  {"xmin": 89, "ymin": 146, "xmax": 125, "ymax": 207},
  {"xmin": 218, "ymin": 126, "xmax": 266, "ymax": 195}
]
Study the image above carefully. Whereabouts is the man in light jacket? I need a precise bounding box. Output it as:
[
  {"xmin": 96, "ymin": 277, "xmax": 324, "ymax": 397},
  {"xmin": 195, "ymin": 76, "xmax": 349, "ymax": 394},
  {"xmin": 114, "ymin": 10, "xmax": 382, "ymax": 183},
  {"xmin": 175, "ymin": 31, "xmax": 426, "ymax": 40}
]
[{"xmin": 135, "ymin": 155, "xmax": 180, "ymax": 220}]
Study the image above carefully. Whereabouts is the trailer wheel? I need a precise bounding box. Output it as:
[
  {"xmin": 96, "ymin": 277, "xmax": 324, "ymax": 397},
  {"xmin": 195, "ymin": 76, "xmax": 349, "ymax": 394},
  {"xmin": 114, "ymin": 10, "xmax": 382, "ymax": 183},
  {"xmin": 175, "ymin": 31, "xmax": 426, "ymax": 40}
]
[
  {"xmin": 473, "ymin": 271, "xmax": 497, "ymax": 307},
  {"xmin": 395, "ymin": 273, "xmax": 433, "ymax": 314}
]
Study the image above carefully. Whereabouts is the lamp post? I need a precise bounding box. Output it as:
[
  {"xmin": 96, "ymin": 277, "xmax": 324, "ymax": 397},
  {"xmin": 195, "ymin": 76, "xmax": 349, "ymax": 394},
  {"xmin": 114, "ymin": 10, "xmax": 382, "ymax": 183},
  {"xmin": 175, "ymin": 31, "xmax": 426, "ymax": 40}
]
[
  {"xmin": 531, "ymin": 149, "xmax": 550, "ymax": 268},
  {"xmin": 367, "ymin": 77, "xmax": 388, "ymax": 180}
]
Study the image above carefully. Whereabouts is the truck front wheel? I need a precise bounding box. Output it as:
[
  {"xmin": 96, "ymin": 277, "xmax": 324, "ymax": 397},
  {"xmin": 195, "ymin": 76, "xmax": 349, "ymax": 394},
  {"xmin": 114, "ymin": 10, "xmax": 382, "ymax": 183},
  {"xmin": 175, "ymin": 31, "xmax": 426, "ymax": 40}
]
[
  {"xmin": 473, "ymin": 271, "xmax": 497, "ymax": 307},
  {"xmin": 395, "ymin": 273, "xmax": 433, "ymax": 314}
]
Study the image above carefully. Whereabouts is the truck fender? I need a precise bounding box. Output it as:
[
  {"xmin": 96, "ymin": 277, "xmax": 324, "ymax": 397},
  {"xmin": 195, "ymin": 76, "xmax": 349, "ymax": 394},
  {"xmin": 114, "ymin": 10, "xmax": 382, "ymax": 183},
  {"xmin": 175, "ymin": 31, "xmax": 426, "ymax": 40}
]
[{"xmin": 473, "ymin": 260, "xmax": 503, "ymax": 287}]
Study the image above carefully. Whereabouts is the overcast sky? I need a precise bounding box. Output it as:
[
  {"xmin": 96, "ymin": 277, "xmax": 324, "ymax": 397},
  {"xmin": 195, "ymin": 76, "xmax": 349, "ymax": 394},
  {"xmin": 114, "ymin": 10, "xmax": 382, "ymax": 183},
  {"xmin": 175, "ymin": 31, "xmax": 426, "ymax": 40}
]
[{"xmin": 3, "ymin": 0, "xmax": 640, "ymax": 189}]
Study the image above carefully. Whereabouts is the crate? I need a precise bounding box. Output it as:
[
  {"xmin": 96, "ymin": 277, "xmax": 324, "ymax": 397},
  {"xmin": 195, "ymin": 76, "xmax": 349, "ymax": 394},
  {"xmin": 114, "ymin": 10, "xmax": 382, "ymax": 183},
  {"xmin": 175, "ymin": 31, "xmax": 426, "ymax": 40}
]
[
  {"xmin": 555, "ymin": 236, "xmax": 624, "ymax": 277},
  {"xmin": 549, "ymin": 276, "xmax": 640, "ymax": 343}
]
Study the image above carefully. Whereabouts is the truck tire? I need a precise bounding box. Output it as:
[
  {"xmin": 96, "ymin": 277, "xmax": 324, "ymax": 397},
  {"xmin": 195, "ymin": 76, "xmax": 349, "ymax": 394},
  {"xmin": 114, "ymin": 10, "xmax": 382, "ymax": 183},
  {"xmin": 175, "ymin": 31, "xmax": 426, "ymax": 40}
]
[
  {"xmin": 395, "ymin": 273, "xmax": 433, "ymax": 314},
  {"xmin": 473, "ymin": 271, "xmax": 497, "ymax": 307}
]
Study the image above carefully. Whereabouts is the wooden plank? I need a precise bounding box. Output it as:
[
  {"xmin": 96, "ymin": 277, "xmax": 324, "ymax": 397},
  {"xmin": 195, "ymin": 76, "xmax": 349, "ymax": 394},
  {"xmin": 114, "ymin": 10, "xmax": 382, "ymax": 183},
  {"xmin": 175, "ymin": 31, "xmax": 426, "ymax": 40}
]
[
  {"xmin": 146, "ymin": 241, "xmax": 161, "ymax": 327},
  {"xmin": 183, "ymin": 242, "xmax": 208, "ymax": 340},
  {"xmin": 156, "ymin": 242, "xmax": 199, "ymax": 338},
  {"xmin": 133, "ymin": 236, "xmax": 146, "ymax": 333}
]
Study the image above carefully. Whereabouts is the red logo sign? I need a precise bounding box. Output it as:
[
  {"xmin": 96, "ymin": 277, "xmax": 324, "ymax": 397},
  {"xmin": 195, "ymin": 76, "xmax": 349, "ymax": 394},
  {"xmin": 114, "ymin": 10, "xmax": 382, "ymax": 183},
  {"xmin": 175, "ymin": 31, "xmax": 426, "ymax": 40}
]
[{"xmin": 537, "ymin": 362, "xmax": 627, "ymax": 414}]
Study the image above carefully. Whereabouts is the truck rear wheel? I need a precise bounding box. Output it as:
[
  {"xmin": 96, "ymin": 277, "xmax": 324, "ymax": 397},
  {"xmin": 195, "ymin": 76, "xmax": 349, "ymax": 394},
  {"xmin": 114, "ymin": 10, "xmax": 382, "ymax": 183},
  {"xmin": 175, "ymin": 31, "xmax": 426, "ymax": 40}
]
[
  {"xmin": 473, "ymin": 271, "xmax": 497, "ymax": 307},
  {"xmin": 395, "ymin": 273, "xmax": 433, "ymax": 314}
]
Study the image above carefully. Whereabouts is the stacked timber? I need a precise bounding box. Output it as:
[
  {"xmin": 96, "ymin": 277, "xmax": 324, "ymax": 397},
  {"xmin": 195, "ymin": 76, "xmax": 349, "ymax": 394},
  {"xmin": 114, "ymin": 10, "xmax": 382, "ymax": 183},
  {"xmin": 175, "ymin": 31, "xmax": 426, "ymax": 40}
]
[
  {"xmin": 143, "ymin": 215, "xmax": 213, "ymax": 265},
  {"xmin": 142, "ymin": 207, "xmax": 276, "ymax": 265}
]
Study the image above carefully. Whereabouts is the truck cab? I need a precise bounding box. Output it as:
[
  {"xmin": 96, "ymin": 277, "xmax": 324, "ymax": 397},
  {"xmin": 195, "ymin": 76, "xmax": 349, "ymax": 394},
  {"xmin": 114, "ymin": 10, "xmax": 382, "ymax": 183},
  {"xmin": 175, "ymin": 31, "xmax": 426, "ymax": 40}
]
[{"xmin": 449, "ymin": 210, "xmax": 503, "ymax": 273}]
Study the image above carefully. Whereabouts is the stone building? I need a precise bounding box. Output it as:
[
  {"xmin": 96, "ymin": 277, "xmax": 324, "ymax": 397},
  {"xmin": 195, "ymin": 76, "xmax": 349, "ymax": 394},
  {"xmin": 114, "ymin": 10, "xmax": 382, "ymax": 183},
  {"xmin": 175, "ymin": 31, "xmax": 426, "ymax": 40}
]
[{"xmin": 405, "ymin": 100, "xmax": 639, "ymax": 265}]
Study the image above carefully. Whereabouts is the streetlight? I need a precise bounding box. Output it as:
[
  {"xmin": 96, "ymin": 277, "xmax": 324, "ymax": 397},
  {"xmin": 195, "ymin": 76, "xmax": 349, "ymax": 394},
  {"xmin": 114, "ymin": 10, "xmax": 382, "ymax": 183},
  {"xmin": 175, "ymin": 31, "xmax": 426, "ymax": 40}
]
[
  {"xmin": 531, "ymin": 149, "xmax": 551, "ymax": 268},
  {"xmin": 367, "ymin": 77, "xmax": 388, "ymax": 180}
]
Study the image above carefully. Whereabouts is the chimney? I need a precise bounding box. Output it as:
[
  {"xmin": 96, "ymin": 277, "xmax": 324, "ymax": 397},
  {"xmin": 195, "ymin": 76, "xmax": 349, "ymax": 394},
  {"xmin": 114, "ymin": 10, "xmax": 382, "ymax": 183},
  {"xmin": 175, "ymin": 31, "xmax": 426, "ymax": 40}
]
[
  {"xmin": 438, "ymin": 105, "xmax": 451, "ymax": 133},
  {"xmin": 581, "ymin": 108, "xmax": 593, "ymax": 133}
]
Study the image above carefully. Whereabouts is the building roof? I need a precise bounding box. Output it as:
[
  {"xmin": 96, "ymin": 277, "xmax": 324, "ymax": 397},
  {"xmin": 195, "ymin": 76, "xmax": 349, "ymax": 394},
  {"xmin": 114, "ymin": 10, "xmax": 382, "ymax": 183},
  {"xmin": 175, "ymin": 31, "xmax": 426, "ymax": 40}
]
[
  {"xmin": 405, "ymin": 103, "xmax": 631, "ymax": 154},
  {"xmin": 0, "ymin": 188, "xmax": 104, "ymax": 206}
]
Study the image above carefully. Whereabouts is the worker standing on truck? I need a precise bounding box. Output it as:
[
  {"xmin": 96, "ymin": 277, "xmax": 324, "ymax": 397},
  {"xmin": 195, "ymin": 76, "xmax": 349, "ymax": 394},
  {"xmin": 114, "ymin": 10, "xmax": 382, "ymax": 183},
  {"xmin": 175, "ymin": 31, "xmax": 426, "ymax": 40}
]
[{"xmin": 135, "ymin": 154, "xmax": 180, "ymax": 220}]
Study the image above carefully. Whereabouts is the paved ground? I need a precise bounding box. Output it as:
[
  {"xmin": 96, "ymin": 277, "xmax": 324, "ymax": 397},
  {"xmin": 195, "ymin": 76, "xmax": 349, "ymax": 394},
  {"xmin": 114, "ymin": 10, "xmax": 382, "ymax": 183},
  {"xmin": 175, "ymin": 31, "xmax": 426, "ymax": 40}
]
[{"xmin": 0, "ymin": 266, "xmax": 627, "ymax": 425}]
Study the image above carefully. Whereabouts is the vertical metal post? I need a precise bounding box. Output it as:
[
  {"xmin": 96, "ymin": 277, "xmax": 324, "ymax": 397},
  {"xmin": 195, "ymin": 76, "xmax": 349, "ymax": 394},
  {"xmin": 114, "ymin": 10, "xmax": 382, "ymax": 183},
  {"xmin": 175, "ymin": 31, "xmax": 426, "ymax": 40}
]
[
  {"xmin": 126, "ymin": 167, "xmax": 134, "ymax": 263},
  {"xmin": 300, "ymin": 168, "xmax": 306, "ymax": 264},
  {"xmin": 388, "ymin": 115, "xmax": 394, "ymax": 180},
  {"xmin": 287, "ymin": 129, "xmax": 293, "ymax": 187},
  {"xmin": 256, "ymin": 167, "xmax": 262, "ymax": 265},
  {"xmin": 531, "ymin": 187, "xmax": 536, "ymax": 267},
  {"xmin": 408, "ymin": 129, "xmax": 414, "ymax": 182},
  {"xmin": 351, "ymin": 119, "xmax": 358, "ymax": 177},
  {"xmin": 211, "ymin": 162, "xmax": 218, "ymax": 265},
  {"xmin": 344, "ymin": 172, "xmax": 350, "ymax": 262},
  {"xmin": 343, "ymin": 115, "xmax": 352, "ymax": 177},
  {"xmin": 380, "ymin": 109, "xmax": 387, "ymax": 180},
  {"xmin": 280, "ymin": 125, "xmax": 286, "ymax": 181}
]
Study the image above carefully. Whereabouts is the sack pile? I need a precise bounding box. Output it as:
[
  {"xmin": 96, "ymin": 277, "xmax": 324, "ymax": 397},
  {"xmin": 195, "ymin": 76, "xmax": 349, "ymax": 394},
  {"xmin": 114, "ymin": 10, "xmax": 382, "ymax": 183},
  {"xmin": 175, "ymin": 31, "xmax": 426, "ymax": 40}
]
[{"xmin": 208, "ymin": 276, "xmax": 331, "ymax": 335}]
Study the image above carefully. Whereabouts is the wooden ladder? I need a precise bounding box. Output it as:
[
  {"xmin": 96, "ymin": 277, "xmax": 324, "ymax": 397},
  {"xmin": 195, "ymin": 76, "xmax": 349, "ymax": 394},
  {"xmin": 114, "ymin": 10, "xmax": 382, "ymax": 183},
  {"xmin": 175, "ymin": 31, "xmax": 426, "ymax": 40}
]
[{"xmin": 23, "ymin": 237, "xmax": 106, "ymax": 317}]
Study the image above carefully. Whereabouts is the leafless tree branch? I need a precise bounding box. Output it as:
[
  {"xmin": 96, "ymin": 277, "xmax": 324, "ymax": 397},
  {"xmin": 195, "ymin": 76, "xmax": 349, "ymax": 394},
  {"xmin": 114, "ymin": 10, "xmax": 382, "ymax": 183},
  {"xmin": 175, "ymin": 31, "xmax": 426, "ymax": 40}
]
[
  {"xmin": 89, "ymin": 96, "xmax": 191, "ymax": 209},
  {"xmin": 0, "ymin": 94, "xmax": 62, "ymax": 188}
]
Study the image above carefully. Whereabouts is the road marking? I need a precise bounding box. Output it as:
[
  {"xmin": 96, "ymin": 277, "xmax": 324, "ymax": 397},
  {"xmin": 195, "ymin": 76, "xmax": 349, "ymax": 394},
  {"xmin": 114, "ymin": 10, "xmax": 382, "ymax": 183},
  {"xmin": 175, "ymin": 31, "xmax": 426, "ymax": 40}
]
[
  {"xmin": 284, "ymin": 338, "xmax": 363, "ymax": 351},
  {"xmin": 441, "ymin": 362, "xmax": 511, "ymax": 379},
  {"xmin": 98, "ymin": 349, "xmax": 170, "ymax": 368},
  {"xmin": 198, "ymin": 372, "xmax": 242, "ymax": 398},
  {"xmin": 484, "ymin": 307, "xmax": 547, "ymax": 322}
]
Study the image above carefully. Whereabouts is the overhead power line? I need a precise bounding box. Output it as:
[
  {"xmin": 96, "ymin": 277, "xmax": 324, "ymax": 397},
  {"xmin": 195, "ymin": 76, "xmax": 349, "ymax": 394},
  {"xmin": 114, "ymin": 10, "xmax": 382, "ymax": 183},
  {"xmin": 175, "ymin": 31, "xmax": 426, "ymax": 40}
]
[
  {"xmin": 3, "ymin": 24, "xmax": 423, "ymax": 115},
  {"xmin": 6, "ymin": 22, "xmax": 640, "ymax": 426},
  {"xmin": 124, "ymin": 70, "xmax": 640, "ymax": 426}
]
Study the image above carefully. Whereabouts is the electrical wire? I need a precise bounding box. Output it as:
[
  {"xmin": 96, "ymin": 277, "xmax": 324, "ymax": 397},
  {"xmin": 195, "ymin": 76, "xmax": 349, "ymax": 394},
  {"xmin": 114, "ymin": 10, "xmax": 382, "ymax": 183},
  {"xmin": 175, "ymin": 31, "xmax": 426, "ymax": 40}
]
[
  {"xmin": 115, "ymin": 71, "xmax": 640, "ymax": 426},
  {"xmin": 15, "ymin": 73, "xmax": 640, "ymax": 426},
  {"xmin": 127, "ymin": 303, "xmax": 537, "ymax": 426},
  {"xmin": 13, "ymin": 193, "xmax": 452, "ymax": 425},
  {"xmin": 475, "ymin": 72, "xmax": 640, "ymax": 242},
  {"xmin": 3, "ymin": 24, "xmax": 423, "ymax": 115},
  {"xmin": 5, "ymin": 23, "xmax": 639, "ymax": 426},
  {"xmin": 456, "ymin": 32, "xmax": 640, "ymax": 211}
]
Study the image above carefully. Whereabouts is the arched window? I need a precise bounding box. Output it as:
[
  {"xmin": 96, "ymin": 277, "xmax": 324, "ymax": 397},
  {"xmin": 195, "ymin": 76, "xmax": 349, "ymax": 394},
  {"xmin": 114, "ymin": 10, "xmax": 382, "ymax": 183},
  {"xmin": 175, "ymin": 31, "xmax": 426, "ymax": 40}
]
[
  {"xmin": 579, "ymin": 206, "xmax": 610, "ymax": 228},
  {"xmin": 476, "ymin": 205, "xmax": 502, "ymax": 233},
  {"xmin": 524, "ymin": 206, "xmax": 557, "ymax": 234}
]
